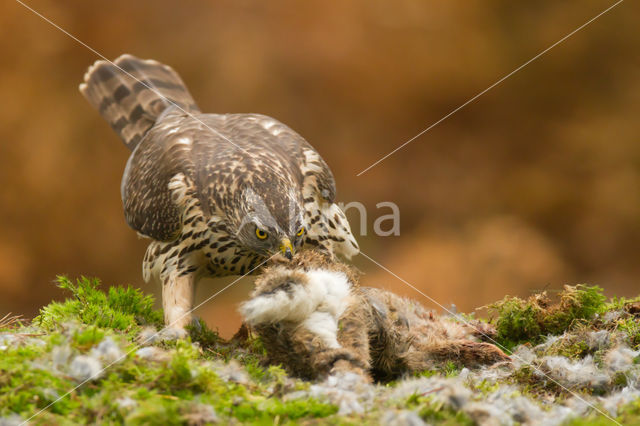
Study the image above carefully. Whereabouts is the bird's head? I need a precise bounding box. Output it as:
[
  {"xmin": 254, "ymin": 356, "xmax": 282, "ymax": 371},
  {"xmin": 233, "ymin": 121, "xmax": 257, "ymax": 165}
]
[{"xmin": 236, "ymin": 186, "xmax": 305, "ymax": 260}]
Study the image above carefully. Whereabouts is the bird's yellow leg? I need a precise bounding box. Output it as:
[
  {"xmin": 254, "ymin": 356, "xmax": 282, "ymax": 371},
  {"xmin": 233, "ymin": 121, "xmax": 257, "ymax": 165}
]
[{"xmin": 162, "ymin": 273, "xmax": 195, "ymax": 334}]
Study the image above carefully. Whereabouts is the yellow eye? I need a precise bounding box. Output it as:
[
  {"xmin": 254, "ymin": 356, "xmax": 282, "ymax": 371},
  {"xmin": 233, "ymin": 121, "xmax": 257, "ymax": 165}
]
[
  {"xmin": 255, "ymin": 228, "xmax": 268, "ymax": 240},
  {"xmin": 296, "ymin": 226, "xmax": 305, "ymax": 237}
]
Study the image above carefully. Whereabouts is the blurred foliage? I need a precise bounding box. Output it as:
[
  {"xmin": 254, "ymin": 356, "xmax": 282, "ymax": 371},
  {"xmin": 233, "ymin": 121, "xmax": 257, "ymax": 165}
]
[{"xmin": 1, "ymin": 0, "xmax": 639, "ymax": 336}]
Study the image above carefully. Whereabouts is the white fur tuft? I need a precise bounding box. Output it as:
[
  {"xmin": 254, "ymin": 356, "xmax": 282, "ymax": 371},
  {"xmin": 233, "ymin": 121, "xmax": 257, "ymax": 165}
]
[
  {"xmin": 303, "ymin": 311, "xmax": 342, "ymax": 348},
  {"xmin": 305, "ymin": 269, "xmax": 351, "ymax": 318},
  {"xmin": 240, "ymin": 268, "xmax": 352, "ymax": 349}
]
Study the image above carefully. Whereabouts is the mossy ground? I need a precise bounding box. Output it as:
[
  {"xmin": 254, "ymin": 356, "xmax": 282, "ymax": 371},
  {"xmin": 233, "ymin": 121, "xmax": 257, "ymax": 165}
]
[{"xmin": 1, "ymin": 277, "xmax": 639, "ymax": 425}]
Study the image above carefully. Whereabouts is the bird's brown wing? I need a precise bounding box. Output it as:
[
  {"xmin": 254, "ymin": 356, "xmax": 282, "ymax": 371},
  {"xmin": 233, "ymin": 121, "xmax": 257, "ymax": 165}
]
[
  {"xmin": 121, "ymin": 112, "xmax": 319, "ymax": 241},
  {"xmin": 121, "ymin": 108, "xmax": 201, "ymax": 241}
]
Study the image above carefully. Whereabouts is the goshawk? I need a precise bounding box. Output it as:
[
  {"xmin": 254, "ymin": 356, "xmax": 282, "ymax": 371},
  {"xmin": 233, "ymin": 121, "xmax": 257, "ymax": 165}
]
[{"xmin": 80, "ymin": 54, "xmax": 359, "ymax": 331}]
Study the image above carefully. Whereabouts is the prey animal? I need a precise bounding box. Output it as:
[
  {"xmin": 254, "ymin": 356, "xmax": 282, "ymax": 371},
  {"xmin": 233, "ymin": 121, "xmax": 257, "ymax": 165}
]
[
  {"xmin": 80, "ymin": 54, "xmax": 359, "ymax": 332},
  {"xmin": 240, "ymin": 252, "xmax": 509, "ymax": 381}
]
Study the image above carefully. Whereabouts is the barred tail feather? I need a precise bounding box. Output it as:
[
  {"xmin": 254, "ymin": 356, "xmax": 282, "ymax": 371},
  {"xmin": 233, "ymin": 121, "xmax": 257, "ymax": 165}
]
[{"xmin": 79, "ymin": 54, "xmax": 200, "ymax": 150}]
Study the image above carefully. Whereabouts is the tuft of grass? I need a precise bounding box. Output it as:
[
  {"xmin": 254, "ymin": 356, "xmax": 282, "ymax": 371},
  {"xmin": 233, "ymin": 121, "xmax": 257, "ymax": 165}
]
[
  {"xmin": 35, "ymin": 276, "xmax": 163, "ymax": 335},
  {"xmin": 489, "ymin": 285, "xmax": 606, "ymax": 350},
  {"xmin": 0, "ymin": 313, "xmax": 25, "ymax": 330},
  {"xmin": 186, "ymin": 318, "xmax": 221, "ymax": 350}
]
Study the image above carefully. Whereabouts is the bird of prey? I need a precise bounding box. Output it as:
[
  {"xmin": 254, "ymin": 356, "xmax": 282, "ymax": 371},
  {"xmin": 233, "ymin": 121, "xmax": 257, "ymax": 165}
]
[{"xmin": 80, "ymin": 54, "xmax": 359, "ymax": 332}]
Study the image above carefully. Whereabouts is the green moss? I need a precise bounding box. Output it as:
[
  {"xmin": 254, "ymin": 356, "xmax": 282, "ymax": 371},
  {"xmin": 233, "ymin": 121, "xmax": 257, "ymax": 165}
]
[
  {"xmin": 226, "ymin": 397, "xmax": 338, "ymax": 422},
  {"xmin": 564, "ymin": 397, "xmax": 640, "ymax": 425},
  {"xmin": 618, "ymin": 317, "xmax": 640, "ymax": 349},
  {"xmin": 0, "ymin": 337, "xmax": 78, "ymax": 418},
  {"xmin": 72, "ymin": 326, "xmax": 106, "ymax": 350},
  {"xmin": 542, "ymin": 285, "xmax": 606, "ymax": 335},
  {"xmin": 471, "ymin": 379, "xmax": 500, "ymax": 395},
  {"xmin": 510, "ymin": 365, "xmax": 563, "ymax": 397},
  {"xmin": 415, "ymin": 361, "xmax": 462, "ymax": 380},
  {"xmin": 404, "ymin": 394, "xmax": 474, "ymax": 425},
  {"xmin": 544, "ymin": 334, "xmax": 592, "ymax": 360},
  {"xmin": 186, "ymin": 318, "xmax": 221, "ymax": 352},
  {"xmin": 563, "ymin": 417, "xmax": 622, "ymax": 426},
  {"xmin": 489, "ymin": 285, "xmax": 607, "ymax": 350},
  {"xmin": 35, "ymin": 276, "xmax": 163, "ymax": 336},
  {"xmin": 603, "ymin": 295, "xmax": 640, "ymax": 312},
  {"xmin": 123, "ymin": 398, "xmax": 183, "ymax": 426},
  {"xmin": 488, "ymin": 297, "xmax": 543, "ymax": 351}
]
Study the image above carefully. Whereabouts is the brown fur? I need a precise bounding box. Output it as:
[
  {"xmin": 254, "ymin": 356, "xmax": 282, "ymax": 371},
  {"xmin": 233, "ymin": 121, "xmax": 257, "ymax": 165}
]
[{"xmin": 243, "ymin": 252, "xmax": 510, "ymax": 382}]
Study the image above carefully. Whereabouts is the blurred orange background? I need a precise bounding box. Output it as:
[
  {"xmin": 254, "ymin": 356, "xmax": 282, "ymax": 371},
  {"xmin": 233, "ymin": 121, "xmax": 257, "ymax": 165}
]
[{"xmin": 1, "ymin": 0, "xmax": 638, "ymax": 337}]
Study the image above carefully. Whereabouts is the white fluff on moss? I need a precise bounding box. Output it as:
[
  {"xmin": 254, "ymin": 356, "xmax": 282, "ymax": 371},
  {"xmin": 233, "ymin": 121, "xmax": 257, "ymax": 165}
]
[
  {"xmin": 51, "ymin": 344, "xmax": 72, "ymax": 370},
  {"xmin": 465, "ymin": 386, "xmax": 589, "ymax": 426},
  {"xmin": 135, "ymin": 346, "xmax": 170, "ymax": 362},
  {"xmin": 92, "ymin": 337, "xmax": 124, "ymax": 364},
  {"xmin": 0, "ymin": 414, "xmax": 24, "ymax": 426},
  {"xmin": 297, "ymin": 371, "xmax": 374, "ymax": 415},
  {"xmin": 603, "ymin": 310, "xmax": 624, "ymax": 323},
  {"xmin": 69, "ymin": 355, "xmax": 103, "ymax": 381},
  {"xmin": 537, "ymin": 335, "xmax": 562, "ymax": 352},
  {"xmin": 115, "ymin": 397, "xmax": 138, "ymax": 411},
  {"xmin": 537, "ymin": 355, "xmax": 610, "ymax": 389},
  {"xmin": 182, "ymin": 402, "xmax": 219, "ymax": 424},
  {"xmin": 604, "ymin": 346, "xmax": 640, "ymax": 372},
  {"xmin": 158, "ymin": 327, "xmax": 188, "ymax": 341},
  {"xmin": 600, "ymin": 386, "xmax": 640, "ymax": 416},
  {"xmin": 390, "ymin": 377, "xmax": 471, "ymax": 410},
  {"xmin": 137, "ymin": 327, "xmax": 161, "ymax": 345},
  {"xmin": 0, "ymin": 334, "xmax": 18, "ymax": 351},
  {"xmin": 586, "ymin": 330, "xmax": 610, "ymax": 350},
  {"xmin": 511, "ymin": 345, "xmax": 536, "ymax": 367},
  {"xmin": 207, "ymin": 360, "xmax": 250, "ymax": 385},
  {"xmin": 381, "ymin": 410, "xmax": 426, "ymax": 426}
]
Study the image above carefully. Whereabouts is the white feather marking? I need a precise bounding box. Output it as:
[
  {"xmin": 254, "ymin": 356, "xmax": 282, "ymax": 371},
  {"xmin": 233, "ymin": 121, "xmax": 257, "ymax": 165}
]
[
  {"xmin": 300, "ymin": 150, "xmax": 324, "ymax": 174},
  {"xmin": 167, "ymin": 173, "xmax": 189, "ymax": 205},
  {"xmin": 175, "ymin": 136, "xmax": 192, "ymax": 146},
  {"xmin": 260, "ymin": 119, "xmax": 277, "ymax": 130}
]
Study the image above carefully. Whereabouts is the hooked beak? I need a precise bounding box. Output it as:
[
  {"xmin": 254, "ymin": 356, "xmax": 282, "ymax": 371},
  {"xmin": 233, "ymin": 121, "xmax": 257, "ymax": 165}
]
[{"xmin": 279, "ymin": 238, "xmax": 294, "ymax": 260}]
